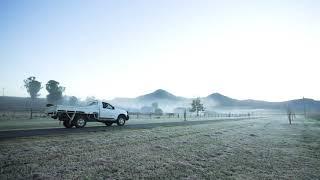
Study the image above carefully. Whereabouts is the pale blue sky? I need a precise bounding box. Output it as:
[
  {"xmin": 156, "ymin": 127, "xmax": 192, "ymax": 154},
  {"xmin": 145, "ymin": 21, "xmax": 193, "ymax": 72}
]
[{"xmin": 1, "ymin": 0, "xmax": 319, "ymax": 101}]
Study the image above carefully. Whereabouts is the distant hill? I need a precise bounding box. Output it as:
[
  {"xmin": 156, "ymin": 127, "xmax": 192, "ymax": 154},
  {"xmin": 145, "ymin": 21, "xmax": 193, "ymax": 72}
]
[
  {"xmin": 1, "ymin": 89, "xmax": 320, "ymax": 113},
  {"xmin": 0, "ymin": 96, "xmax": 47, "ymax": 111},
  {"xmin": 110, "ymin": 89, "xmax": 187, "ymax": 112},
  {"xmin": 283, "ymin": 98, "xmax": 320, "ymax": 112},
  {"xmin": 112, "ymin": 89, "xmax": 320, "ymax": 112},
  {"xmin": 136, "ymin": 89, "xmax": 185, "ymax": 102},
  {"xmin": 206, "ymin": 93, "xmax": 239, "ymax": 106},
  {"xmin": 204, "ymin": 93, "xmax": 320, "ymax": 112}
]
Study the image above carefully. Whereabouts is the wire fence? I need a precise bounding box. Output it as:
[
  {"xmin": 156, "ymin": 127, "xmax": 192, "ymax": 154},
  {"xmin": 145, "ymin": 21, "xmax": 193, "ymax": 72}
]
[
  {"xmin": 126, "ymin": 112, "xmax": 279, "ymax": 123},
  {"xmin": 0, "ymin": 110, "xmax": 46, "ymax": 119},
  {"xmin": 0, "ymin": 109, "xmax": 309, "ymax": 121}
]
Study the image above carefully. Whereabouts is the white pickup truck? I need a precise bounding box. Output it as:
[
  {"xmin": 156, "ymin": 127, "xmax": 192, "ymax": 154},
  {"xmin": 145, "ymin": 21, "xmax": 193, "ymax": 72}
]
[{"xmin": 46, "ymin": 100, "xmax": 129, "ymax": 128}]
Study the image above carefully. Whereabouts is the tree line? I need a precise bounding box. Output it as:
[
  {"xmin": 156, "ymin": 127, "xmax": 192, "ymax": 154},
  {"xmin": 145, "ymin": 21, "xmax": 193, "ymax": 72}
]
[
  {"xmin": 23, "ymin": 76, "xmax": 206, "ymax": 119},
  {"xmin": 23, "ymin": 76, "xmax": 73, "ymax": 118}
]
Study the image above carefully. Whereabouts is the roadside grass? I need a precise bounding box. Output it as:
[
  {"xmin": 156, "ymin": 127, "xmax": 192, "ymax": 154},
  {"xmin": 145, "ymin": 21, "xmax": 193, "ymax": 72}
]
[
  {"xmin": 1, "ymin": 116, "xmax": 319, "ymax": 179},
  {"xmin": 308, "ymin": 113, "xmax": 320, "ymax": 121},
  {"xmin": 0, "ymin": 117, "xmax": 60, "ymax": 131}
]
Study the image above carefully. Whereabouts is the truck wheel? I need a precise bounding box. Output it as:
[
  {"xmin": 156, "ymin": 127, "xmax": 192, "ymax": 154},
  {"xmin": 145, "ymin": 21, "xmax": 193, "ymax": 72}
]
[
  {"xmin": 105, "ymin": 122, "xmax": 113, "ymax": 126},
  {"xmin": 74, "ymin": 117, "xmax": 87, "ymax": 128},
  {"xmin": 117, "ymin": 115, "xmax": 126, "ymax": 126},
  {"xmin": 63, "ymin": 121, "xmax": 73, "ymax": 128}
]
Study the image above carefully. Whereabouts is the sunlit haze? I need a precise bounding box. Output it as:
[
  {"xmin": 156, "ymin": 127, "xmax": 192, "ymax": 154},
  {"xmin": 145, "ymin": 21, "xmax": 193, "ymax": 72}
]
[{"xmin": 1, "ymin": 0, "xmax": 319, "ymax": 101}]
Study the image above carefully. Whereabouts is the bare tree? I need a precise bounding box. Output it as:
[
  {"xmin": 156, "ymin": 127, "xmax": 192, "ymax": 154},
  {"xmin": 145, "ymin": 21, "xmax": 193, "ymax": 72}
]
[
  {"xmin": 286, "ymin": 104, "xmax": 294, "ymax": 125},
  {"xmin": 190, "ymin": 97, "xmax": 204, "ymax": 117},
  {"xmin": 24, "ymin": 76, "xmax": 42, "ymax": 119}
]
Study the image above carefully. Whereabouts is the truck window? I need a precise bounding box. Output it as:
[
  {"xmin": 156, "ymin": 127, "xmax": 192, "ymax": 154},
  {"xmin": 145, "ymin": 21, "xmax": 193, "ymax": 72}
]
[
  {"xmin": 102, "ymin": 102, "xmax": 114, "ymax": 109},
  {"xmin": 107, "ymin": 104, "xmax": 114, "ymax": 109},
  {"xmin": 102, "ymin": 102, "xmax": 107, "ymax": 108}
]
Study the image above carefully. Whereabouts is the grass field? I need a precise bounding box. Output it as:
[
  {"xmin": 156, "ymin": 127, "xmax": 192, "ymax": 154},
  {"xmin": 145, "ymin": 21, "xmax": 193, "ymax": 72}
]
[
  {"xmin": 308, "ymin": 113, "xmax": 320, "ymax": 121},
  {"xmin": 0, "ymin": 115, "xmax": 319, "ymax": 179}
]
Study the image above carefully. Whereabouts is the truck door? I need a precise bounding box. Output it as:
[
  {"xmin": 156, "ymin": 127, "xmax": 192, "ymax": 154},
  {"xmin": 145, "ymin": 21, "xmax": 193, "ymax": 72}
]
[{"xmin": 100, "ymin": 102, "xmax": 116, "ymax": 119}]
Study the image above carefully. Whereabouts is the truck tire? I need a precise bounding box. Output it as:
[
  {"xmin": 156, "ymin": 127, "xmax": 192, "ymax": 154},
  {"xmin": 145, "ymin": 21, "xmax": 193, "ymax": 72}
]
[
  {"xmin": 117, "ymin": 115, "xmax": 126, "ymax": 126},
  {"xmin": 105, "ymin": 122, "xmax": 113, "ymax": 126},
  {"xmin": 63, "ymin": 121, "xmax": 73, "ymax": 128},
  {"xmin": 74, "ymin": 116, "xmax": 87, "ymax": 128}
]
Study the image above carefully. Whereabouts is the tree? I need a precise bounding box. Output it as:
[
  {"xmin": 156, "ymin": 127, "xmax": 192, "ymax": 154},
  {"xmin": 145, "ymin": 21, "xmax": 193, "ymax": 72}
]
[
  {"xmin": 286, "ymin": 104, "xmax": 294, "ymax": 125},
  {"xmin": 154, "ymin": 108, "xmax": 163, "ymax": 116},
  {"xmin": 152, "ymin": 102, "xmax": 158, "ymax": 109},
  {"xmin": 140, "ymin": 106, "xmax": 153, "ymax": 114},
  {"xmin": 24, "ymin": 76, "xmax": 42, "ymax": 119},
  {"xmin": 190, "ymin": 97, "xmax": 204, "ymax": 116},
  {"xmin": 46, "ymin": 80, "xmax": 65, "ymax": 104},
  {"xmin": 69, "ymin": 96, "xmax": 78, "ymax": 106}
]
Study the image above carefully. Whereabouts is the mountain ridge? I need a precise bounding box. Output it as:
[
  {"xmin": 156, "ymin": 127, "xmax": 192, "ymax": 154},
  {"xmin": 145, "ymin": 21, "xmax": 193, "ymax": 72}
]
[
  {"xmin": 1, "ymin": 89, "xmax": 320, "ymax": 112},
  {"xmin": 136, "ymin": 89, "xmax": 185, "ymax": 101}
]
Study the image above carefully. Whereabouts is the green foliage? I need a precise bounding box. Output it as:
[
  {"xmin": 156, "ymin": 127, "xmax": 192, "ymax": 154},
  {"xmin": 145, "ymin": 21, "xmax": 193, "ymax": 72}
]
[
  {"xmin": 190, "ymin": 97, "xmax": 204, "ymax": 116},
  {"xmin": 24, "ymin": 76, "xmax": 42, "ymax": 99},
  {"xmin": 46, "ymin": 80, "xmax": 65, "ymax": 104}
]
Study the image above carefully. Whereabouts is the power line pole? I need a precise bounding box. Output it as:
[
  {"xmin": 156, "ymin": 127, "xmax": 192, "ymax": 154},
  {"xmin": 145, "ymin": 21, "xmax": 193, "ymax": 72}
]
[{"xmin": 303, "ymin": 96, "xmax": 307, "ymax": 119}]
